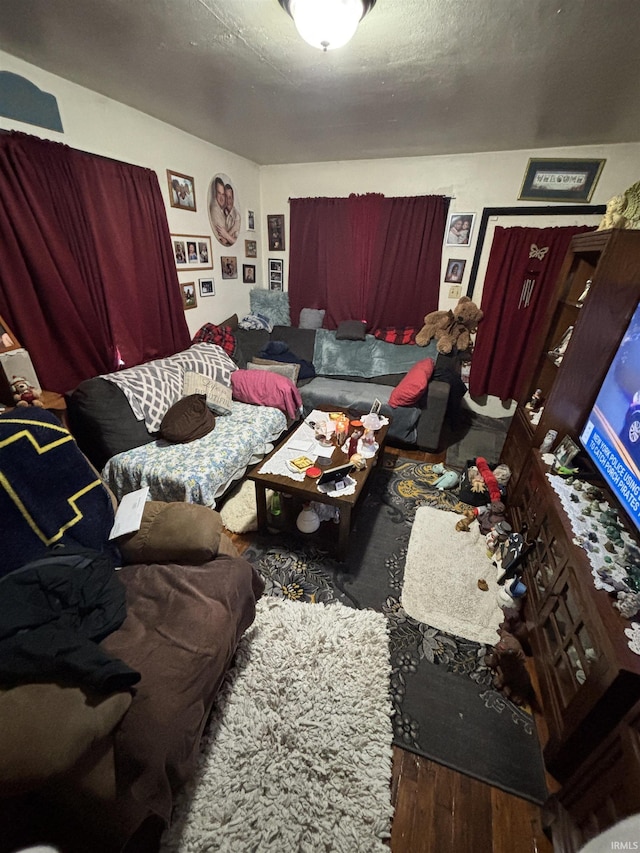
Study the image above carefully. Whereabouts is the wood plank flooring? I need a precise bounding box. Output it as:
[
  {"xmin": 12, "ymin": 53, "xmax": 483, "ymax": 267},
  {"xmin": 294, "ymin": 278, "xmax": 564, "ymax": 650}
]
[{"xmin": 227, "ymin": 445, "xmax": 555, "ymax": 853}]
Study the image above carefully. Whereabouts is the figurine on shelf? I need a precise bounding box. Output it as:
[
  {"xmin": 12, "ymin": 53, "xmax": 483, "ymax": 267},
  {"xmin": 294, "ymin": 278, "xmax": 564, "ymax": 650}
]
[
  {"xmin": 10, "ymin": 376, "xmax": 43, "ymax": 407},
  {"xmin": 525, "ymin": 388, "xmax": 544, "ymax": 413}
]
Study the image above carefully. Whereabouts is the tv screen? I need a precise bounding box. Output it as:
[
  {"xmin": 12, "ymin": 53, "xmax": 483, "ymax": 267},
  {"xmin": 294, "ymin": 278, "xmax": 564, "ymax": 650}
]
[{"xmin": 580, "ymin": 300, "xmax": 640, "ymax": 535}]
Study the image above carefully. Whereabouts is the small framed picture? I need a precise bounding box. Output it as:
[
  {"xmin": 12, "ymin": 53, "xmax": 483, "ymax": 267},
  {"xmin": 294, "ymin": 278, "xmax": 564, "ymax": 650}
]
[
  {"xmin": 267, "ymin": 214, "xmax": 286, "ymax": 251},
  {"xmin": 171, "ymin": 234, "xmax": 213, "ymax": 270},
  {"xmin": 0, "ymin": 314, "xmax": 20, "ymax": 353},
  {"xmin": 181, "ymin": 282, "xmax": 197, "ymax": 310},
  {"xmin": 553, "ymin": 435, "xmax": 580, "ymax": 469},
  {"xmin": 444, "ymin": 258, "xmax": 466, "ymax": 283},
  {"xmin": 221, "ymin": 256, "xmax": 238, "ymax": 279},
  {"xmin": 199, "ymin": 278, "xmax": 215, "ymax": 297},
  {"xmin": 446, "ymin": 213, "xmax": 475, "ymax": 246},
  {"xmin": 247, "ymin": 210, "xmax": 255, "ymax": 230},
  {"xmin": 245, "ymin": 239, "xmax": 257, "ymax": 258},
  {"xmin": 166, "ymin": 170, "xmax": 196, "ymax": 212},
  {"xmin": 243, "ymin": 264, "xmax": 256, "ymax": 284},
  {"xmin": 269, "ymin": 258, "xmax": 283, "ymax": 290}
]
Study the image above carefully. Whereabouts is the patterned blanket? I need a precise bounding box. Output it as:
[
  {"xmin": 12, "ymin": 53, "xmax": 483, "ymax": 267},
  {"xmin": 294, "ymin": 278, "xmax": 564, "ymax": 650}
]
[{"xmin": 0, "ymin": 409, "xmax": 116, "ymax": 577}]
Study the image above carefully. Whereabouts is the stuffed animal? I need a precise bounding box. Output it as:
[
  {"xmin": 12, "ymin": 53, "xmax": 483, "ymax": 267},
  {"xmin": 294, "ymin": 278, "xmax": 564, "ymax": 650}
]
[
  {"xmin": 415, "ymin": 296, "xmax": 484, "ymax": 353},
  {"xmin": 484, "ymin": 629, "xmax": 537, "ymax": 709},
  {"xmin": 10, "ymin": 376, "xmax": 43, "ymax": 407}
]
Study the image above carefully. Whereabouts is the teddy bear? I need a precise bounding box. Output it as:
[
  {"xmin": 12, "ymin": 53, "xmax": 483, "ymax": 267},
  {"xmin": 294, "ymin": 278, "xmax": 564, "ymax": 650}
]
[
  {"xmin": 415, "ymin": 295, "xmax": 484, "ymax": 353},
  {"xmin": 10, "ymin": 376, "xmax": 44, "ymax": 407}
]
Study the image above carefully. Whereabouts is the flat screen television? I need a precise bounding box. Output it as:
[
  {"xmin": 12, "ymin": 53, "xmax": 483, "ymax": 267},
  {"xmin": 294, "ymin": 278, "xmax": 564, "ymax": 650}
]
[{"xmin": 580, "ymin": 300, "xmax": 640, "ymax": 536}]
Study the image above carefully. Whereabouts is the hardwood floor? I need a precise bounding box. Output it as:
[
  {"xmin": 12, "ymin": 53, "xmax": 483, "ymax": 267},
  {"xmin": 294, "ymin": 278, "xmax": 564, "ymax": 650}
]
[{"xmin": 228, "ymin": 445, "xmax": 555, "ymax": 853}]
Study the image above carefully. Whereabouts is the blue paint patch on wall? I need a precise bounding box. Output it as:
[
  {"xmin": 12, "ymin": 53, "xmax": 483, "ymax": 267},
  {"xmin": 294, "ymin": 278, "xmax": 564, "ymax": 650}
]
[{"xmin": 0, "ymin": 71, "xmax": 63, "ymax": 132}]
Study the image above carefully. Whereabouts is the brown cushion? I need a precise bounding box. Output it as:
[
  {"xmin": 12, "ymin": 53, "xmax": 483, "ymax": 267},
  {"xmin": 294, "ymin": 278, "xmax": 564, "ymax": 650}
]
[
  {"xmin": 0, "ymin": 683, "xmax": 131, "ymax": 794},
  {"xmin": 159, "ymin": 394, "xmax": 215, "ymax": 443},
  {"xmin": 220, "ymin": 313, "xmax": 239, "ymax": 331},
  {"xmin": 118, "ymin": 501, "xmax": 223, "ymax": 564}
]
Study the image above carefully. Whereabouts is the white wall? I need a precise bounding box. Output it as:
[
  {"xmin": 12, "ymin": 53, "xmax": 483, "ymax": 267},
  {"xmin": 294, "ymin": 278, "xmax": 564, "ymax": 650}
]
[
  {"xmin": 3, "ymin": 49, "xmax": 640, "ymax": 414},
  {"xmin": 0, "ymin": 50, "xmax": 263, "ymax": 335},
  {"xmin": 260, "ymin": 145, "xmax": 640, "ymax": 414}
]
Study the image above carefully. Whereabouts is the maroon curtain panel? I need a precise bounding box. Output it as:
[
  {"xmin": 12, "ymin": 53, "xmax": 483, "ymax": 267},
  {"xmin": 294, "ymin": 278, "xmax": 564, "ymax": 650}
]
[
  {"xmin": 288, "ymin": 197, "xmax": 353, "ymax": 329},
  {"xmin": 0, "ymin": 132, "xmax": 189, "ymax": 394},
  {"xmin": 367, "ymin": 194, "xmax": 448, "ymax": 329},
  {"xmin": 469, "ymin": 224, "xmax": 593, "ymax": 401},
  {"xmin": 288, "ymin": 193, "xmax": 448, "ymax": 330}
]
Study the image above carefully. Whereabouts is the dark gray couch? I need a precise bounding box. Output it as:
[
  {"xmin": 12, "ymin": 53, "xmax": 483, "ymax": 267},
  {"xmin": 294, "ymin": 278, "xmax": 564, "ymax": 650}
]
[{"xmin": 235, "ymin": 325, "xmax": 465, "ymax": 452}]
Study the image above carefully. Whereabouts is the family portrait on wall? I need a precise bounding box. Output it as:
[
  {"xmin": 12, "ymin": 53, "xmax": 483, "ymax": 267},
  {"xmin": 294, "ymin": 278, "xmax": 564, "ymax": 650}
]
[
  {"xmin": 267, "ymin": 214, "xmax": 285, "ymax": 251},
  {"xmin": 446, "ymin": 213, "xmax": 475, "ymax": 246},
  {"xmin": 167, "ymin": 170, "xmax": 196, "ymax": 212},
  {"xmin": 181, "ymin": 282, "xmax": 197, "ymax": 310},
  {"xmin": 221, "ymin": 256, "xmax": 238, "ymax": 279},
  {"xmin": 208, "ymin": 173, "xmax": 241, "ymax": 247},
  {"xmin": 171, "ymin": 234, "xmax": 213, "ymax": 270},
  {"xmin": 199, "ymin": 278, "xmax": 215, "ymax": 297}
]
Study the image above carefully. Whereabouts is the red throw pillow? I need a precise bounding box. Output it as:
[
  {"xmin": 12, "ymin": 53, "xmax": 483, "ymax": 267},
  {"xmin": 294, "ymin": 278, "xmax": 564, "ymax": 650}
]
[{"xmin": 388, "ymin": 358, "xmax": 435, "ymax": 407}]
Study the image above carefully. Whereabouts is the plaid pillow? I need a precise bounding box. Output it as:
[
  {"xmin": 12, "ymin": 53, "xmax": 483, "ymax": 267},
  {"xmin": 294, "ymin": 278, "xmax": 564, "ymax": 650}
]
[
  {"xmin": 372, "ymin": 326, "xmax": 419, "ymax": 345},
  {"xmin": 191, "ymin": 323, "xmax": 236, "ymax": 357}
]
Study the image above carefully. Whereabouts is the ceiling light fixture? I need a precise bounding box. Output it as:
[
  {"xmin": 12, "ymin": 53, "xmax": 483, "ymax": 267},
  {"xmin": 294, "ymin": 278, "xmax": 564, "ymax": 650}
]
[{"xmin": 278, "ymin": 0, "xmax": 377, "ymax": 51}]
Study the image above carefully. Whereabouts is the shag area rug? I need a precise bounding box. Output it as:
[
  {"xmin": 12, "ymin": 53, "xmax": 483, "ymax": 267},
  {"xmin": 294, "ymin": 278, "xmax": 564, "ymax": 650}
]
[
  {"xmin": 243, "ymin": 457, "xmax": 548, "ymax": 804},
  {"xmin": 160, "ymin": 597, "xmax": 394, "ymax": 853},
  {"xmin": 219, "ymin": 480, "xmax": 273, "ymax": 534},
  {"xmin": 401, "ymin": 504, "xmax": 504, "ymax": 644}
]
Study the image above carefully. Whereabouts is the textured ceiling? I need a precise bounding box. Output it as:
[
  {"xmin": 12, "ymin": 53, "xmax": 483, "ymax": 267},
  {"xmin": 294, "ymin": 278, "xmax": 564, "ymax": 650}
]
[{"xmin": 0, "ymin": 0, "xmax": 639, "ymax": 165}]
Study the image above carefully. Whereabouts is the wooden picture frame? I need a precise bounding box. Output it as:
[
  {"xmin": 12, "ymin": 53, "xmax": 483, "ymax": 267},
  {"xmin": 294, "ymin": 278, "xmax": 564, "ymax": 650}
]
[
  {"xmin": 199, "ymin": 278, "xmax": 215, "ymax": 297},
  {"xmin": 171, "ymin": 234, "xmax": 213, "ymax": 270},
  {"xmin": 518, "ymin": 158, "xmax": 606, "ymax": 203},
  {"xmin": 267, "ymin": 214, "xmax": 286, "ymax": 251},
  {"xmin": 221, "ymin": 256, "xmax": 238, "ymax": 279},
  {"xmin": 0, "ymin": 314, "xmax": 21, "ymax": 353},
  {"xmin": 181, "ymin": 282, "xmax": 197, "ymax": 310},
  {"xmin": 243, "ymin": 264, "xmax": 256, "ymax": 284},
  {"xmin": 245, "ymin": 239, "xmax": 257, "ymax": 258},
  {"xmin": 167, "ymin": 170, "xmax": 196, "ymax": 211}
]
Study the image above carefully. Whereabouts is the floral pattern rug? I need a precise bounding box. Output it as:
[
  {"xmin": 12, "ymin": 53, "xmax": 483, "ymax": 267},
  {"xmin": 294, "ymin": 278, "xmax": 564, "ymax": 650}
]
[{"xmin": 243, "ymin": 456, "xmax": 548, "ymax": 804}]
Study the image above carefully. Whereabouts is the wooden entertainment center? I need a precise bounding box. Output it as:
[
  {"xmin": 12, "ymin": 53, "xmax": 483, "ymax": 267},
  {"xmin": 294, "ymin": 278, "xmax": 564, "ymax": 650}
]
[{"xmin": 499, "ymin": 229, "xmax": 640, "ymax": 851}]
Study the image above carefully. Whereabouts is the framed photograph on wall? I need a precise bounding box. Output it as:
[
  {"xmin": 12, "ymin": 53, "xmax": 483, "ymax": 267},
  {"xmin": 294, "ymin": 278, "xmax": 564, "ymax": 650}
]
[
  {"xmin": 269, "ymin": 258, "xmax": 283, "ymax": 291},
  {"xmin": 518, "ymin": 158, "xmax": 606, "ymax": 202},
  {"xmin": 267, "ymin": 214, "xmax": 285, "ymax": 251},
  {"xmin": 247, "ymin": 210, "xmax": 255, "ymax": 230},
  {"xmin": 171, "ymin": 234, "xmax": 213, "ymax": 270},
  {"xmin": 166, "ymin": 170, "xmax": 196, "ymax": 211},
  {"xmin": 0, "ymin": 314, "xmax": 21, "ymax": 353},
  {"xmin": 181, "ymin": 282, "xmax": 197, "ymax": 310},
  {"xmin": 444, "ymin": 258, "xmax": 466, "ymax": 283},
  {"xmin": 221, "ymin": 256, "xmax": 238, "ymax": 279},
  {"xmin": 199, "ymin": 278, "xmax": 215, "ymax": 297},
  {"xmin": 245, "ymin": 239, "xmax": 257, "ymax": 258},
  {"xmin": 446, "ymin": 213, "xmax": 475, "ymax": 246},
  {"xmin": 243, "ymin": 264, "xmax": 256, "ymax": 284}
]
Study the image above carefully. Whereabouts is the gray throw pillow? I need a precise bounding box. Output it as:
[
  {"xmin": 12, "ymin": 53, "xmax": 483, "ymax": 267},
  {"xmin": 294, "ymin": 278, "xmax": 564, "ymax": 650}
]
[
  {"xmin": 249, "ymin": 288, "xmax": 291, "ymax": 326},
  {"xmin": 299, "ymin": 308, "xmax": 325, "ymax": 330},
  {"xmin": 248, "ymin": 361, "xmax": 300, "ymax": 384},
  {"xmin": 336, "ymin": 320, "xmax": 367, "ymax": 341}
]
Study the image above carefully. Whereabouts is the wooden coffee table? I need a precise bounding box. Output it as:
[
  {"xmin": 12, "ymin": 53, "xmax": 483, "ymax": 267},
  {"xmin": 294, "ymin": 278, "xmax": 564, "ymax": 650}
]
[{"xmin": 247, "ymin": 415, "xmax": 390, "ymax": 560}]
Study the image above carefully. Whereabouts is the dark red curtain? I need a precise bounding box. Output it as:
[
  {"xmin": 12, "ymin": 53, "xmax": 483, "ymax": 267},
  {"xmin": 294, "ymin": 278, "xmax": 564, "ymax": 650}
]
[
  {"xmin": 0, "ymin": 132, "xmax": 190, "ymax": 394},
  {"xmin": 469, "ymin": 224, "xmax": 593, "ymax": 401},
  {"xmin": 288, "ymin": 193, "xmax": 448, "ymax": 329}
]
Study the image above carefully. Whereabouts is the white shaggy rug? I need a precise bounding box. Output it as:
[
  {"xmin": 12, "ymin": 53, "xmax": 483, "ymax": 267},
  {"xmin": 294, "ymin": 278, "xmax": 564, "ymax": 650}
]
[
  {"xmin": 160, "ymin": 597, "xmax": 394, "ymax": 853},
  {"xmin": 219, "ymin": 479, "xmax": 272, "ymax": 534},
  {"xmin": 401, "ymin": 505, "xmax": 503, "ymax": 645}
]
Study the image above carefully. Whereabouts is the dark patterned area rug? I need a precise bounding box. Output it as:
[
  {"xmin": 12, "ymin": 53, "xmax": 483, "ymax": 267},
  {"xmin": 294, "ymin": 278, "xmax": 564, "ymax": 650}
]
[{"xmin": 244, "ymin": 457, "xmax": 548, "ymax": 805}]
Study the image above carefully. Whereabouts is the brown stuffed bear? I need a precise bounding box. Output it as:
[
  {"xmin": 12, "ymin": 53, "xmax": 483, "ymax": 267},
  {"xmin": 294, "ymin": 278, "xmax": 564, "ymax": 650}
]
[
  {"xmin": 415, "ymin": 295, "xmax": 483, "ymax": 353},
  {"xmin": 485, "ymin": 629, "xmax": 537, "ymax": 709}
]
